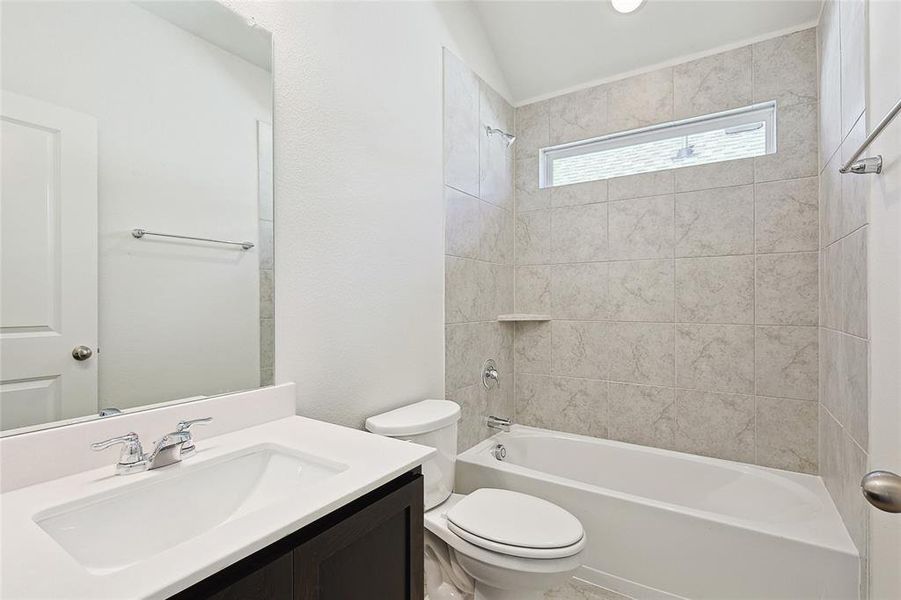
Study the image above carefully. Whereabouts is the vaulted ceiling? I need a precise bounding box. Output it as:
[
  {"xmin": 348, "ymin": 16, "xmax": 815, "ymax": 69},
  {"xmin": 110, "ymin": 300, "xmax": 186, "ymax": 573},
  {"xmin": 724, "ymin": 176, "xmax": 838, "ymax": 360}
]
[{"xmin": 472, "ymin": 0, "xmax": 821, "ymax": 104}]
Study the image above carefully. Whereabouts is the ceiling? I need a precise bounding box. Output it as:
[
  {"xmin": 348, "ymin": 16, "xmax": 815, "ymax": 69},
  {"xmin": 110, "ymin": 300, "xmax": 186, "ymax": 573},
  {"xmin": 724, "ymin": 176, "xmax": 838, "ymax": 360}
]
[{"xmin": 472, "ymin": 0, "xmax": 821, "ymax": 104}]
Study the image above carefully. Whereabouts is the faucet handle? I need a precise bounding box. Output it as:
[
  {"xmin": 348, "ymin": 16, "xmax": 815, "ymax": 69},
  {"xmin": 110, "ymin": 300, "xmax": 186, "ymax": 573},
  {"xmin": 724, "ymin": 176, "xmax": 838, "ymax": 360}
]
[
  {"xmin": 90, "ymin": 432, "xmax": 147, "ymax": 475},
  {"xmin": 176, "ymin": 417, "xmax": 212, "ymax": 432},
  {"xmin": 175, "ymin": 417, "xmax": 212, "ymax": 457}
]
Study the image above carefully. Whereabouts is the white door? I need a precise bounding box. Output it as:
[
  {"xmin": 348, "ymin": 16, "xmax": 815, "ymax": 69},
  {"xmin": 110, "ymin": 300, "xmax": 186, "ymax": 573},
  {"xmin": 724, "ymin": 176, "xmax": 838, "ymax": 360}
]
[
  {"xmin": 0, "ymin": 91, "xmax": 98, "ymax": 431},
  {"xmin": 866, "ymin": 1, "xmax": 901, "ymax": 598}
]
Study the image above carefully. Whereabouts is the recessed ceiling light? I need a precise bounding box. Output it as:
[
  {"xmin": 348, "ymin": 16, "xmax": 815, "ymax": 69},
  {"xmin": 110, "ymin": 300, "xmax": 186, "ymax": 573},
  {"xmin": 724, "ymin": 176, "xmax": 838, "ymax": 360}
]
[{"xmin": 611, "ymin": 0, "xmax": 645, "ymax": 14}]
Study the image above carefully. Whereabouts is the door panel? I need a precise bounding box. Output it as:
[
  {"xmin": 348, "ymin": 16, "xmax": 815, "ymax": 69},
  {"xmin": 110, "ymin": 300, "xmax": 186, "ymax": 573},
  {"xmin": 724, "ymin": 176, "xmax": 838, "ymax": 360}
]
[{"xmin": 0, "ymin": 91, "xmax": 98, "ymax": 429}]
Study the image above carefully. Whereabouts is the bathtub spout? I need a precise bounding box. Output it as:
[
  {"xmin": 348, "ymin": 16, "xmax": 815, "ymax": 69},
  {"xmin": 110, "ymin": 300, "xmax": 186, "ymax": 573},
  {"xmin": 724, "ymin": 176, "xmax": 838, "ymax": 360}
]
[{"xmin": 486, "ymin": 416, "xmax": 511, "ymax": 432}]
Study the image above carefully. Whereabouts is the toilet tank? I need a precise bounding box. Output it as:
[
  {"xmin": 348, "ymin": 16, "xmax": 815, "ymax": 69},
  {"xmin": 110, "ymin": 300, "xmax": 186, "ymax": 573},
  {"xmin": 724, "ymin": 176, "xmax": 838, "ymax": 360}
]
[{"xmin": 365, "ymin": 400, "xmax": 460, "ymax": 510}]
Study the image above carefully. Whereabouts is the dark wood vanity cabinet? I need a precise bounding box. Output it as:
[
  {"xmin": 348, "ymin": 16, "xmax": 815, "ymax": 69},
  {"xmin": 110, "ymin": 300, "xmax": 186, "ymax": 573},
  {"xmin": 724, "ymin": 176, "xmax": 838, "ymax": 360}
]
[{"xmin": 171, "ymin": 470, "xmax": 423, "ymax": 600}]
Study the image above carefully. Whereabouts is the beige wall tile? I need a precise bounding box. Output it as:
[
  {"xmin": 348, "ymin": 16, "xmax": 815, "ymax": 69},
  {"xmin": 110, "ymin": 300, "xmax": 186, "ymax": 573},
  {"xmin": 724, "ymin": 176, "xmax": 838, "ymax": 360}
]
[
  {"xmin": 757, "ymin": 396, "xmax": 817, "ymax": 473},
  {"xmin": 673, "ymin": 157, "xmax": 754, "ymax": 193},
  {"xmin": 838, "ymin": 432, "xmax": 868, "ymax": 554},
  {"xmin": 551, "ymin": 262, "xmax": 609, "ymax": 320},
  {"xmin": 676, "ymin": 324, "xmax": 754, "ymax": 393},
  {"xmin": 675, "ymin": 255, "xmax": 754, "ymax": 324},
  {"xmin": 514, "ymin": 156, "xmax": 549, "ymax": 211},
  {"xmin": 755, "ymin": 177, "xmax": 819, "ymax": 253},
  {"xmin": 819, "ymin": 327, "xmax": 843, "ymax": 418},
  {"xmin": 675, "ymin": 185, "xmax": 754, "ymax": 257},
  {"xmin": 515, "ymin": 209, "xmax": 551, "ymax": 265},
  {"xmin": 443, "ymin": 49, "xmax": 479, "ymax": 196},
  {"xmin": 450, "ymin": 383, "xmax": 487, "ymax": 453},
  {"xmin": 608, "ymin": 322, "xmax": 675, "ymax": 386},
  {"xmin": 548, "ymin": 84, "xmax": 609, "ymax": 145},
  {"xmin": 552, "ymin": 320, "xmax": 608, "ymax": 379},
  {"xmin": 608, "ymin": 194, "xmax": 674, "ymax": 260},
  {"xmin": 445, "ymin": 256, "xmax": 481, "ymax": 323},
  {"xmin": 445, "ymin": 322, "xmax": 482, "ymax": 390},
  {"xmin": 479, "ymin": 201, "xmax": 513, "ymax": 264},
  {"xmin": 754, "ymin": 28, "xmax": 818, "ymax": 108},
  {"xmin": 755, "ymin": 252, "xmax": 818, "ymax": 326},
  {"xmin": 551, "ymin": 203, "xmax": 609, "ymax": 262},
  {"xmin": 609, "ymin": 170, "xmax": 674, "ymax": 201},
  {"xmin": 675, "ymin": 389, "xmax": 755, "ymax": 462},
  {"xmin": 839, "ymin": 0, "xmax": 866, "ymax": 138},
  {"xmin": 514, "ymin": 100, "xmax": 549, "ymax": 162},
  {"xmin": 819, "ymin": 404, "xmax": 844, "ymax": 500},
  {"xmin": 607, "ymin": 67, "xmax": 674, "ymax": 132},
  {"xmin": 818, "ymin": 0, "xmax": 842, "ymax": 168},
  {"xmin": 820, "ymin": 151, "xmax": 843, "ymax": 246},
  {"xmin": 755, "ymin": 101, "xmax": 818, "ymax": 182},
  {"xmin": 755, "ymin": 325, "xmax": 818, "ymax": 401},
  {"xmin": 551, "ymin": 178, "xmax": 608, "ymax": 207},
  {"xmin": 514, "ymin": 265, "xmax": 551, "ymax": 314},
  {"xmin": 479, "ymin": 81, "xmax": 514, "ymax": 210},
  {"xmin": 841, "ymin": 225, "xmax": 867, "ymax": 338},
  {"xmin": 516, "ymin": 374, "xmax": 608, "ymax": 437},
  {"xmin": 839, "ymin": 332, "xmax": 868, "ymax": 448},
  {"xmin": 839, "ymin": 118, "xmax": 870, "ymax": 238},
  {"xmin": 820, "ymin": 240, "xmax": 843, "ymax": 329},
  {"xmin": 608, "ymin": 259, "xmax": 674, "ymax": 322},
  {"xmin": 445, "ymin": 186, "xmax": 480, "ymax": 259},
  {"xmin": 674, "ymin": 45, "xmax": 753, "ymax": 119},
  {"xmin": 489, "ymin": 263, "xmax": 515, "ymax": 318},
  {"xmin": 607, "ymin": 382, "xmax": 676, "ymax": 449},
  {"xmin": 514, "ymin": 321, "xmax": 551, "ymax": 375}
]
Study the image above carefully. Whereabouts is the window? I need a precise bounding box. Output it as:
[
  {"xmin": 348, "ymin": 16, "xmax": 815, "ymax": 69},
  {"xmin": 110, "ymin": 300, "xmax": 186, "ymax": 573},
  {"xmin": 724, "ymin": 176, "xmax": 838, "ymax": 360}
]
[{"xmin": 541, "ymin": 101, "xmax": 776, "ymax": 188}]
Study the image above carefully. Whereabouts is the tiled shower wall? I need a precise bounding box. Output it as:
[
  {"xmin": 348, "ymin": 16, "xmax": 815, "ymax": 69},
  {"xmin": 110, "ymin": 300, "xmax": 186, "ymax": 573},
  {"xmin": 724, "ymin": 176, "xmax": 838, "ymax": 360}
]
[
  {"xmin": 512, "ymin": 29, "xmax": 821, "ymax": 473},
  {"xmin": 818, "ymin": 0, "xmax": 870, "ymax": 593},
  {"xmin": 443, "ymin": 50, "xmax": 515, "ymax": 452}
]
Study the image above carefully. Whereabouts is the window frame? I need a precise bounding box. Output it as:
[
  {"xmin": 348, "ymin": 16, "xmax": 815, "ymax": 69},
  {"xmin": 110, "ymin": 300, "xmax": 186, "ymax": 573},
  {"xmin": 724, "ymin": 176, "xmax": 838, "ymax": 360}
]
[{"xmin": 539, "ymin": 100, "xmax": 777, "ymax": 188}]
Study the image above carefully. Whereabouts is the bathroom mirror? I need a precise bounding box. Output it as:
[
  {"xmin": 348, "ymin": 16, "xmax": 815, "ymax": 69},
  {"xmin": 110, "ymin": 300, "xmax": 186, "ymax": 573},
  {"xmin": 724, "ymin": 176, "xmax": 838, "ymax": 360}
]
[{"xmin": 0, "ymin": 1, "xmax": 274, "ymax": 434}]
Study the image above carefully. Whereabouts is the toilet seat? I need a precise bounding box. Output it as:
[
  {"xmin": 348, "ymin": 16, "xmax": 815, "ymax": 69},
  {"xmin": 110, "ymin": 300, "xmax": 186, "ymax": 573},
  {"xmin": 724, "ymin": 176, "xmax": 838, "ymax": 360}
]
[
  {"xmin": 426, "ymin": 493, "xmax": 586, "ymax": 565},
  {"xmin": 445, "ymin": 488, "xmax": 585, "ymax": 559}
]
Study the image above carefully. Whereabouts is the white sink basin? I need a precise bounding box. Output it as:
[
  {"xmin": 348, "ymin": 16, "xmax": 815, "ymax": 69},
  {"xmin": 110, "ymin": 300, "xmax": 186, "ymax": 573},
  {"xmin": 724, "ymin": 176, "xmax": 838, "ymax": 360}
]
[{"xmin": 34, "ymin": 444, "xmax": 347, "ymax": 574}]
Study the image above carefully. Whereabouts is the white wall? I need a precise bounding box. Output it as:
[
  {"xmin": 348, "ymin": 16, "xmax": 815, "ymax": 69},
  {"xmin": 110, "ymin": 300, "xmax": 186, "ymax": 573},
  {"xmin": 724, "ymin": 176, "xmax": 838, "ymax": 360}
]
[
  {"xmin": 224, "ymin": 1, "xmax": 510, "ymax": 428},
  {"xmin": 866, "ymin": 1, "xmax": 901, "ymax": 597},
  {"xmin": 1, "ymin": 1, "xmax": 271, "ymax": 409}
]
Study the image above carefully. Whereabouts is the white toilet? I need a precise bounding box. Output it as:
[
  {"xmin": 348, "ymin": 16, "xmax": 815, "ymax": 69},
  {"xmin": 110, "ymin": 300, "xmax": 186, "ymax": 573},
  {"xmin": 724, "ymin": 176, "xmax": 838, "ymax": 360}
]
[{"xmin": 366, "ymin": 400, "xmax": 586, "ymax": 600}]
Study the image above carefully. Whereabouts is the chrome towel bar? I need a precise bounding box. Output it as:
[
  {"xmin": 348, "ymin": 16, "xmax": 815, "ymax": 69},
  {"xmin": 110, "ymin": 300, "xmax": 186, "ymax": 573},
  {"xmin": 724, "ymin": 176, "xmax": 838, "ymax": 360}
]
[
  {"xmin": 839, "ymin": 97, "xmax": 901, "ymax": 175},
  {"xmin": 131, "ymin": 228, "xmax": 254, "ymax": 250}
]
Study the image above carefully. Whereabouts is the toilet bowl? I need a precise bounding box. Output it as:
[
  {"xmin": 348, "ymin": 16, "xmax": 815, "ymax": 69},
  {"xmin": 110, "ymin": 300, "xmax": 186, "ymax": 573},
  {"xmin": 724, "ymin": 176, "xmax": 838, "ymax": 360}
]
[{"xmin": 366, "ymin": 400, "xmax": 585, "ymax": 600}]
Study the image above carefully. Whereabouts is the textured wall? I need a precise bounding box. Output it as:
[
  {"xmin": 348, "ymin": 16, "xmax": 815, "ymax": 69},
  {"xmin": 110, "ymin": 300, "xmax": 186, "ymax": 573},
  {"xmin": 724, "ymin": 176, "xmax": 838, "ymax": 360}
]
[
  {"xmin": 443, "ymin": 50, "xmax": 516, "ymax": 452},
  {"xmin": 817, "ymin": 0, "xmax": 870, "ymax": 596},
  {"xmin": 511, "ymin": 28, "xmax": 821, "ymax": 473},
  {"xmin": 224, "ymin": 1, "xmax": 509, "ymax": 429}
]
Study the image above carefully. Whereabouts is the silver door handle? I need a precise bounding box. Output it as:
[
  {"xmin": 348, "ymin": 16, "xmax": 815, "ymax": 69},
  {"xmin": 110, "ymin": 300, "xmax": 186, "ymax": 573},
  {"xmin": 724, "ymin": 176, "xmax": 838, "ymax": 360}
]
[
  {"xmin": 861, "ymin": 470, "xmax": 901, "ymax": 513},
  {"xmin": 72, "ymin": 345, "xmax": 93, "ymax": 361}
]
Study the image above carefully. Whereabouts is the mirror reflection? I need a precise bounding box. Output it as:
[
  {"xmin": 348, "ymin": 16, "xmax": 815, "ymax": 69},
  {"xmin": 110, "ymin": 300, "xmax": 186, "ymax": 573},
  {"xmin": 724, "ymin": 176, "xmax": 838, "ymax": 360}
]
[{"xmin": 0, "ymin": 1, "xmax": 274, "ymax": 433}]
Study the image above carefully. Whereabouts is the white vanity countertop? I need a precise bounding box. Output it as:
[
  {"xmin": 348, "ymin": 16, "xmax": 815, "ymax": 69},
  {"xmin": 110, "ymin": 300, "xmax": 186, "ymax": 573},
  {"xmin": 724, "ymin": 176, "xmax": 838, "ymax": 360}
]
[{"xmin": 1, "ymin": 415, "xmax": 434, "ymax": 599}]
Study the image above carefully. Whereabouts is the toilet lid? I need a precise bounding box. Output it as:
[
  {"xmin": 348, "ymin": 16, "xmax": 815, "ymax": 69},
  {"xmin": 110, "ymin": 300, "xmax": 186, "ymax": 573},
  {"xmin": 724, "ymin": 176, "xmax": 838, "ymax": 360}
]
[{"xmin": 445, "ymin": 489, "xmax": 584, "ymax": 552}]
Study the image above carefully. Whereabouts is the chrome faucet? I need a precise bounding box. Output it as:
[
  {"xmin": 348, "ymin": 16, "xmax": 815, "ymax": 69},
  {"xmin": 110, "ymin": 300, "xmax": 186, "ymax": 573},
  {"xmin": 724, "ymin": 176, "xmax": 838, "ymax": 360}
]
[
  {"xmin": 486, "ymin": 415, "xmax": 512, "ymax": 432},
  {"xmin": 91, "ymin": 417, "xmax": 212, "ymax": 475}
]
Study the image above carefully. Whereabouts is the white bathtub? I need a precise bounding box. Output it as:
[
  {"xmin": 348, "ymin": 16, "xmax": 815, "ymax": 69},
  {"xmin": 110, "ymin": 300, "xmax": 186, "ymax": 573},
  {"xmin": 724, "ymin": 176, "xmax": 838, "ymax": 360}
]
[{"xmin": 456, "ymin": 426, "xmax": 859, "ymax": 600}]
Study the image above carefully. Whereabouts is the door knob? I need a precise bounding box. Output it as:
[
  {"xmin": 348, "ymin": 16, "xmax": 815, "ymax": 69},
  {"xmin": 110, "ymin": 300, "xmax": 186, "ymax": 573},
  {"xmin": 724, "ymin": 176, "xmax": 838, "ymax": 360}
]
[
  {"xmin": 861, "ymin": 470, "xmax": 901, "ymax": 513},
  {"xmin": 72, "ymin": 345, "xmax": 93, "ymax": 361}
]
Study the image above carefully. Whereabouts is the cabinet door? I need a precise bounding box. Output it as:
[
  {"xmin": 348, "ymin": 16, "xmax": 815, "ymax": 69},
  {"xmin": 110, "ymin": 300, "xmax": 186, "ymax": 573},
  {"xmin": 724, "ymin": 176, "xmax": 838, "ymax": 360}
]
[
  {"xmin": 294, "ymin": 475, "xmax": 424, "ymax": 600},
  {"xmin": 170, "ymin": 549, "xmax": 293, "ymax": 600}
]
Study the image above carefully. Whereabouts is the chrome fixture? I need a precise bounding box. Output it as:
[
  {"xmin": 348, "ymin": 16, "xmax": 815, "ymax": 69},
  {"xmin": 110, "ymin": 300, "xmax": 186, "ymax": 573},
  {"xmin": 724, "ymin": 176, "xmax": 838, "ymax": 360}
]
[
  {"xmin": 132, "ymin": 228, "xmax": 254, "ymax": 250},
  {"xmin": 482, "ymin": 359, "xmax": 500, "ymax": 390},
  {"xmin": 90, "ymin": 417, "xmax": 212, "ymax": 475},
  {"xmin": 98, "ymin": 407, "xmax": 122, "ymax": 417},
  {"xmin": 71, "ymin": 345, "xmax": 93, "ymax": 361},
  {"xmin": 861, "ymin": 470, "xmax": 901, "ymax": 513},
  {"xmin": 491, "ymin": 443, "xmax": 507, "ymax": 461},
  {"xmin": 839, "ymin": 96, "xmax": 901, "ymax": 175},
  {"xmin": 485, "ymin": 125, "xmax": 516, "ymax": 147},
  {"xmin": 486, "ymin": 415, "xmax": 511, "ymax": 432}
]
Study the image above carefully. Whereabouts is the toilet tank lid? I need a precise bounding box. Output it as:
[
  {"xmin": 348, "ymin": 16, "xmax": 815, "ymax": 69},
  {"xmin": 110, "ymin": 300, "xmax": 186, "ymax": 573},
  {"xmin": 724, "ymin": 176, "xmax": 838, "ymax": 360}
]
[{"xmin": 365, "ymin": 399, "xmax": 461, "ymax": 436}]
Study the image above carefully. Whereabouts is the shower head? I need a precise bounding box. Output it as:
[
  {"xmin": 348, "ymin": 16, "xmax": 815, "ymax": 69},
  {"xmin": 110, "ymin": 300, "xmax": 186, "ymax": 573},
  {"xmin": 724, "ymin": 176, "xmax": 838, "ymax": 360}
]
[{"xmin": 486, "ymin": 125, "xmax": 516, "ymax": 147}]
